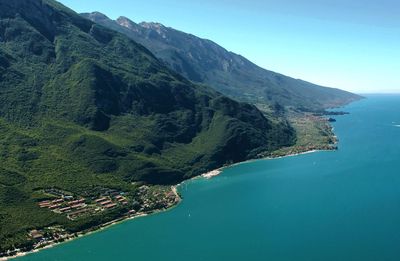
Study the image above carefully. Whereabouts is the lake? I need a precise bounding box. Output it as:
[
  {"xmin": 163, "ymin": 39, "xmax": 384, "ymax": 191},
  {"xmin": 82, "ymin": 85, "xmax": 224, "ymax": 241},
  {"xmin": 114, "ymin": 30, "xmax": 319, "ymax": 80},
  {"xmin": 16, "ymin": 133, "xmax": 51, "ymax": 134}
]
[{"xmin": 19, "ymin": 94, "xmax": 400, "ymax": 261}]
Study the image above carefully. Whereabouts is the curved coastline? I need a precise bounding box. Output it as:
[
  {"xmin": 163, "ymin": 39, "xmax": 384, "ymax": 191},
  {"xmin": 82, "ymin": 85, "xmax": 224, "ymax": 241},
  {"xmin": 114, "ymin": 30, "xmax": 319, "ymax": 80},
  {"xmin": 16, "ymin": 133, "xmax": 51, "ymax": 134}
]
[{"xmin": 2, "ymin": 146, "xmax": 333, "ymax": 261}]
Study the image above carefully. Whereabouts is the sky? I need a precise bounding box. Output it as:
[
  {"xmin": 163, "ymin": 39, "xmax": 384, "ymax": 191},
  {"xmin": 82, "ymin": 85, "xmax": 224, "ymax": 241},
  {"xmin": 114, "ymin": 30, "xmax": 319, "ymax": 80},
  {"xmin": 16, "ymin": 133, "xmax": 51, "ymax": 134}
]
[{"xmin": 58, "ymin": 0, "xmax": 400, "ymax": 94}]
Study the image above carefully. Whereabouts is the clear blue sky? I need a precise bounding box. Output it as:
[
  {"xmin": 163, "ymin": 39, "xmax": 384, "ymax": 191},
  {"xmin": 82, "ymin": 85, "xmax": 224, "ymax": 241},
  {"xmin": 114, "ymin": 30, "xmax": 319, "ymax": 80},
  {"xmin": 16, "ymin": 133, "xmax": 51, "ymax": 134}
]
[{"xmin": 59, "ymin": 0, "xmax": 400, "ymax": 93}]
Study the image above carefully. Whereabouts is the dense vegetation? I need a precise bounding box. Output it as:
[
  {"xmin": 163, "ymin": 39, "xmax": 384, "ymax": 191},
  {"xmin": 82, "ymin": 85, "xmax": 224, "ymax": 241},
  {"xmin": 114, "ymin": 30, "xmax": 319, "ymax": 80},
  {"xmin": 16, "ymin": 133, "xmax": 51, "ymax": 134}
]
[
  {"xmin": 82, "ymin": 12, "xmax": 362, "ymax": 112},
  {"xmin": 0, "ymin": 0, "xmax": 296, "ymax": 251}
]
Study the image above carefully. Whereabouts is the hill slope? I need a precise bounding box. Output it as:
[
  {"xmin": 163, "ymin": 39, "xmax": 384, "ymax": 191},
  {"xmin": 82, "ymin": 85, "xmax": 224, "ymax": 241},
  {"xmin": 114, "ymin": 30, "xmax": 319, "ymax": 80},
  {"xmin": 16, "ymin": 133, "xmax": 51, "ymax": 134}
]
[
  {"xmin": 0, "ymin": 0, "xmax": 295, "ymax": 252},
  {"xmin": 82, "ymin": 12, "xmax": 362, "ymax": 112}
]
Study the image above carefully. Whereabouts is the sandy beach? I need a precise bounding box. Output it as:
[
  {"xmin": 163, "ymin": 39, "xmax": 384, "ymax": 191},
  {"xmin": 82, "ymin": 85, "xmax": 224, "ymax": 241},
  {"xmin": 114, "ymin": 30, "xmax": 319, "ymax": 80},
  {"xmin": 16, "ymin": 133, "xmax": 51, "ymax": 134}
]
[{"xmin": 202, "ymin": 169, "xmax": 222, "ymax": 179}]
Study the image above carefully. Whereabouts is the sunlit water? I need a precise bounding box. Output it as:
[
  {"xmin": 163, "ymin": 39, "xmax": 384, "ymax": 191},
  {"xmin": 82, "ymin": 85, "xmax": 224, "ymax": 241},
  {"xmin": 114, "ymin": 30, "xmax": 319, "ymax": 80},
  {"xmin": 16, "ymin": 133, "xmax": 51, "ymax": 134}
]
[{"xmin": 19, "ymin": 94, "xmax": 400, "ymax": 261}]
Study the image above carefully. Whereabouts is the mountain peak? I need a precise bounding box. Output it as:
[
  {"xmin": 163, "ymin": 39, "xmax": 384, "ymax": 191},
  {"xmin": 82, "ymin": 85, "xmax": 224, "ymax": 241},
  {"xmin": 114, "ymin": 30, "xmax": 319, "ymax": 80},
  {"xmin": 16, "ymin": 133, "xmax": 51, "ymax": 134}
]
[
  {"xmin": 139, "ymin": 21, "xmax": 165, "ymax": 30},
  {"xmin": 116, "ymin": 16, "xmax": 142, "ymax": 32},
  {"xmin": 82, "ymin": 11, "xmax": 110, "ymax": 21}
]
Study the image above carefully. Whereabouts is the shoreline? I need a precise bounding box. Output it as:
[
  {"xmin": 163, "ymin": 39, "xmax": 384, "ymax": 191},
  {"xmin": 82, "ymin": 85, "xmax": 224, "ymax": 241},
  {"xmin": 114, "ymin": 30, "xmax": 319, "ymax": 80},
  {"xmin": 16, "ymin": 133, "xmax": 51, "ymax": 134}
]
[
  {"xmin": 0, "ymin": 212, "xmax": 152, "ymax": 261},
  {"xmin": 1, "ymin": 143, "xmax": 335, "ymax": 260},
  {"xmin": 0, "ymin": 188, "xmax": 182, "ymax": 261},
  {"xmin": 197, "ymin": 147, "xmax": 332, "ymax": 180}
]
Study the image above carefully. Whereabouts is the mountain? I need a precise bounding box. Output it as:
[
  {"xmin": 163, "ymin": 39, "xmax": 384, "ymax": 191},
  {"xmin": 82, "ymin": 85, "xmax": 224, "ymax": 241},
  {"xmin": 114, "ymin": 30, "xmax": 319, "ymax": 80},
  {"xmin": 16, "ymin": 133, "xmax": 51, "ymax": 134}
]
[
  {"xmin": 81, "ymin": 12, "xmax": 362, "ymax": 112},
  {"xmin": 0, "ymin": 0, "xmax": 296, "ymax": 251}
]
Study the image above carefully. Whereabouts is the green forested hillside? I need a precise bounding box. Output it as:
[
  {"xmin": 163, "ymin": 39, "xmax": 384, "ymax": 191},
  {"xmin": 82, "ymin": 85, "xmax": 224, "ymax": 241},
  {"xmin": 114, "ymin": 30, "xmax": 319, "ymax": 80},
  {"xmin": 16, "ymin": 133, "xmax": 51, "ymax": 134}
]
[{"xmin": 0, "ymin": 0, "xmax": 295, "ymax": 252}]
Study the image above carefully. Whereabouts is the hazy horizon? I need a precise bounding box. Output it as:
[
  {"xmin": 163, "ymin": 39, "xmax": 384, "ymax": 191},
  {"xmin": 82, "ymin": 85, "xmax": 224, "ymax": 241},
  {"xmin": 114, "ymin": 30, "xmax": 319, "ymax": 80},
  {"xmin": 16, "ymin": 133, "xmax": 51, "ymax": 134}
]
[{"xmin": 59, "ymin": 0, "xmax": 400, "ymax": 94}]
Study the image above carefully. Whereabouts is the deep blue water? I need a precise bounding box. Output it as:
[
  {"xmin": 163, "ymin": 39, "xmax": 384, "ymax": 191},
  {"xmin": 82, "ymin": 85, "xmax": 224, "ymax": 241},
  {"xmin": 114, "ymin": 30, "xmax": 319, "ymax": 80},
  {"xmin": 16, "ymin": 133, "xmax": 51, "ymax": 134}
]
[{"xmin": 19, "ymin": 94, "xmax": 400, "ymax": 261}]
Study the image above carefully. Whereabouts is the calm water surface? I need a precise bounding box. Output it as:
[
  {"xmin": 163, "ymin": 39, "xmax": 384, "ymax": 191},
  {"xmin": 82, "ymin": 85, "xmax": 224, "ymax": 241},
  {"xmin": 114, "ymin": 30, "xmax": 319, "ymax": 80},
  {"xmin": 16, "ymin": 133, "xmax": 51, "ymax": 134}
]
[{"xmin": 19, "ymin": 95, "xmax": 400, "ymax": 261}]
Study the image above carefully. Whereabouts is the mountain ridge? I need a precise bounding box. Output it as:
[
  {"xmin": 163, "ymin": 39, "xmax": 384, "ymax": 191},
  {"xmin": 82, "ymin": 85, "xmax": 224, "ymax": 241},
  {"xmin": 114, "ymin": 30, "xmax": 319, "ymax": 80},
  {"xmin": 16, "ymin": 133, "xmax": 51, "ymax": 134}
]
[{"xmin": 82, "ymin": 12, "xmax": 362, "ymax": 112}]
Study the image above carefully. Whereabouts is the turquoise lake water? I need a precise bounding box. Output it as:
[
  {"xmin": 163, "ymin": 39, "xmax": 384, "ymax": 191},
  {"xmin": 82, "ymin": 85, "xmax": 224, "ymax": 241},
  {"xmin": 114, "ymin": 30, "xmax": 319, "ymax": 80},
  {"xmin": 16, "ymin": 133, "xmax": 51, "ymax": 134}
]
[{"xmin": 19, "ymin": 95, "xmax": 400, "ymax": 261}]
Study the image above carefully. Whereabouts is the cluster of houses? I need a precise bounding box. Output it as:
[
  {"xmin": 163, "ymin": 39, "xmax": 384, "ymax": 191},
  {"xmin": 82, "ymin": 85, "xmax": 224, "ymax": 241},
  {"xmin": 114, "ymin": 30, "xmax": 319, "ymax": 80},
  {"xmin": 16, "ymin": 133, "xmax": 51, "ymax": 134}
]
[
  {"xmin": 38, "ymin": 197, "xmax": 90, "ymax": 220},
  {"xmin": 1, "ymin": 186, "xmax": 184, "ymax": 259},
  {"xmin": 37, "ymin": 188, "xmax": 130, "ymax": 220},
  {"xmin": 94, "ymin": 195, "xmax": 128, "ymax": 209},
  {"xmin": 28, "ymin": 226, "xmax": 70, "ymax": 247},
  {"xmin": 136, "ymin": 185, "xmax": 179, "ymax": 211}
]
